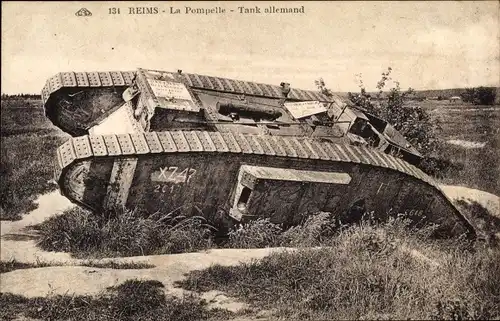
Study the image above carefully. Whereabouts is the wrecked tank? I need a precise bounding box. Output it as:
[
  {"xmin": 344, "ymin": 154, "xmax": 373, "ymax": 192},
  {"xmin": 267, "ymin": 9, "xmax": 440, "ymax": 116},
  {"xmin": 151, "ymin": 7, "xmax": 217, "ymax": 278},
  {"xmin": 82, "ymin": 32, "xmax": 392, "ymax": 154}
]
[{"xmin": 42, "ymin": 68, "xmax": 475, "ymax": 237}]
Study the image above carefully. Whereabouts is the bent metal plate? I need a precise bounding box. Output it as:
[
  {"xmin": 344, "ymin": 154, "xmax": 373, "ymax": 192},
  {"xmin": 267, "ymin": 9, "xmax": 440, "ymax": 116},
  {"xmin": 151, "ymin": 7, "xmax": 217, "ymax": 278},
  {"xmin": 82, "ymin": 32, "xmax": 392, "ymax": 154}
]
[{"xmin": 284, "ymin": 101, "xmax": 328, "ymax": 119}]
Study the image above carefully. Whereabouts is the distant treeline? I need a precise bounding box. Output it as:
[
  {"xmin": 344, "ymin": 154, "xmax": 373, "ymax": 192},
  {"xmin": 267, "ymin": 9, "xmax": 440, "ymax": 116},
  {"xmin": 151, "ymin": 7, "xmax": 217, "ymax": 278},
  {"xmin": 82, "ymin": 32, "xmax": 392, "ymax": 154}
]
[
  {"xmin": 412, "ymin": 88, "xmax": 467, "ymax": 99},
  {"xmin": 1, "ymin": 93, "xmax": 42, "ymax": 100},
  {"xmin": 346, "ymin": 86, "xmax": 499, "ymax": 105},
  {"xmin": 460, "ymin": 87, "xmax": 498, "ymax": 105}
]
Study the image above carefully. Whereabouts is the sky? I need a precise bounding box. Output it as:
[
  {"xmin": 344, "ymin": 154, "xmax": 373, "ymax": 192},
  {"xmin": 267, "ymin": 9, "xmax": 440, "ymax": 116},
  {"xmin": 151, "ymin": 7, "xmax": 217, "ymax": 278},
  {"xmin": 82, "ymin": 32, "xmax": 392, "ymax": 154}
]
[{"xmin": 2, "ymin": 1, "xmax": 499, "ymax": 94}]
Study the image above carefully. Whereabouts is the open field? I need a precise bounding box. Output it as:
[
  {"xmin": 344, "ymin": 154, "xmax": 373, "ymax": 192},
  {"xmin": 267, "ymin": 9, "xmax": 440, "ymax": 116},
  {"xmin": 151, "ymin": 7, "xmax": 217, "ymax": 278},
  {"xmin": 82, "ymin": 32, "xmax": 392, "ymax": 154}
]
[
  {"xmin": 422, "ymin": 100, "xmax": 500, "ymax": 195},
  {"xmin": 1, "ymin": 98, "xmax": 68, "ymax": 220}
]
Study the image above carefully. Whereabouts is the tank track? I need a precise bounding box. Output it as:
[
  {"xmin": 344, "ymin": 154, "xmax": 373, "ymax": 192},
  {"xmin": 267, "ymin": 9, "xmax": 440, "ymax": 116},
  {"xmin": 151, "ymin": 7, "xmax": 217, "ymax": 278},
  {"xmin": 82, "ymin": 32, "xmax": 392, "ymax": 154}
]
[
  {"xmin": 56, "ymin": 130, "xmax": 474, "ymax": 235},
  {"xmin": 41, "ymin": 71, "xmax": 136, "ymax": 105},
  {"xmin": 41, "ymin": 70, "xmax": 345, "ymax": 118}
]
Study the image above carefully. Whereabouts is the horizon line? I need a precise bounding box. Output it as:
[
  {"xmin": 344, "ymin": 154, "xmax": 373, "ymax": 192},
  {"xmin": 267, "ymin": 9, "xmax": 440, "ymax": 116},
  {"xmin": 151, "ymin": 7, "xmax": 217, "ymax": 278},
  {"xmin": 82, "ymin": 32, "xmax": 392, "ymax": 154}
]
[{"xmin": 2, "ymin": 85, "xmax": 500, "ymax": 97}]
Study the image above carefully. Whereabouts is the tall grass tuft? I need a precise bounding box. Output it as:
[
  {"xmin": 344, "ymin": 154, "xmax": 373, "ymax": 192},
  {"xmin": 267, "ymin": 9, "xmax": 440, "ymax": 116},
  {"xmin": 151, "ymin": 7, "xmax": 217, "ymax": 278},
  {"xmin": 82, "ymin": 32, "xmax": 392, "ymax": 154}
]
[
  {"xmin": 226, "ymin": 218, "xmax": 282, "ymax": 248},
  {"xmin": 34, "ymin": 207, "xmax": 216, "ymax": 258}
]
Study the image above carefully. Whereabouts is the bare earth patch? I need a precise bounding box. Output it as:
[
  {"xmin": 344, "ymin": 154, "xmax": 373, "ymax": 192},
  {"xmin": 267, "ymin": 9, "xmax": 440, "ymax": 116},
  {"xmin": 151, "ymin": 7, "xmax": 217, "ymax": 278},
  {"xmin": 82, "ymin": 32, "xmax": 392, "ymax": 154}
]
[
  {"xmin": 446, "ymin": 139, "xmax": 486, "ymax": 149},
  {"xmin": 0, "ymin": 248, "xmax": 287, "ymax": 299},
  {"xmin": 0, "ymin": 190, "xmax": 74, "ymax": 237},
  {"xmin": 440, "ymin": 184, "xmax": 500, "ymax": 217}
]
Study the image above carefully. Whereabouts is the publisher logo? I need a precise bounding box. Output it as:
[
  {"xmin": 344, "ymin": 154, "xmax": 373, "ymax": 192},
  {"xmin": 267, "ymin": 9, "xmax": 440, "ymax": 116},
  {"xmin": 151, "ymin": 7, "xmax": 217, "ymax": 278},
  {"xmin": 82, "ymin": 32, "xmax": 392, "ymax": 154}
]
[{"xmin": 75, "ymin": 8, "xmax": 92, "ymax": 17}]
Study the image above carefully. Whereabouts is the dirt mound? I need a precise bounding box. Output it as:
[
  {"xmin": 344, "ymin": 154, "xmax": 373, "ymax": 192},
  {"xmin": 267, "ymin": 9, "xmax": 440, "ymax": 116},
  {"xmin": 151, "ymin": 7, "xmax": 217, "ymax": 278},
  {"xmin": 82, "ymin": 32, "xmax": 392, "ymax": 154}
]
[{"xmin": 440, "ymin": 184, "xmax": 499, "ymax": 217}]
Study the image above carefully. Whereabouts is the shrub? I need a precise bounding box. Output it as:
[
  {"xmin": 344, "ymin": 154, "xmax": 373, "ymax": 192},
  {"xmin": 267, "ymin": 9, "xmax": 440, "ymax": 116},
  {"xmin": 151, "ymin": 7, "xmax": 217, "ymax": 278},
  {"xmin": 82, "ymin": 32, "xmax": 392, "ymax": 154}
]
[{"xmin": 475, "ymin": 87, "xmax": 497, "ymax": 105}]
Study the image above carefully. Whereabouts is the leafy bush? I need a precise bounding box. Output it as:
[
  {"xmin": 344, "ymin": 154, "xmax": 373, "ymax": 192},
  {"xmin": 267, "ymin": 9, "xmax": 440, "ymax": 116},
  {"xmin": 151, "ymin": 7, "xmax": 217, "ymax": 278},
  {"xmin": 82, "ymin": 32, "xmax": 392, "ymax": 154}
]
[
  {"xmin": 418, "ymin": 154, "xmax": 464, "ymax": 178},
  {"xmin": 461, "ymin": 88, "xmax": 476, "ymax": 103}
]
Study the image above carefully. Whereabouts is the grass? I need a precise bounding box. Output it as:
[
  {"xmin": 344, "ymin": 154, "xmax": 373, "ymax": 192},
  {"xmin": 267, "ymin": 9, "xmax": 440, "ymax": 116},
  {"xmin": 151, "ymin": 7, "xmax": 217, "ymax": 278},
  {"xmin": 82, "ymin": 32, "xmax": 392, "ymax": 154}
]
[
  {"xmin": 0, "ymin": 134, "xmax": 67, "ymax": 220},
  {"xmin": 0, "ymin": 279, "xmax": 234, "ymax": 321},
  {"xmin": 0, "ymin": 259, "xmax": 52, "ymax": 273},
  {"xmin": 177, "ymin": 218, "xmax": 500, "ymax": 320},
  {"xmin": 1, "ymin": 98, "xmax": 68, "ymax": 220},
  {"xmin": 32, "ymin": 206, "xmax": 340, "ymax": 257},
  {"xmin": 79, "ymin": 261, "xmax": 155, "ymax": 270},
  {"xmin": 9, "ymin": 215, "xmax": 500, "ymax": 320},
  {"xmin": 0, "ymin": 258, "xmax": 155, "ymax": 273},
  {"xmin": 226, "ymin": 212, "xmax": 337, "ymax": 248},
  {"xmin": 31, "ymin": 207, "xmax": 364, "ymax": 257},
  {"xmin": 32, "ymin": 207, "xmax": 217, "ymax": 258},
  {"xmin": 34, "ymin": 203, "xmax": 496, "ymax": 257},
  {"xmin": 0, "ymin": 99, "xmax": 60, "ymax": 137}
]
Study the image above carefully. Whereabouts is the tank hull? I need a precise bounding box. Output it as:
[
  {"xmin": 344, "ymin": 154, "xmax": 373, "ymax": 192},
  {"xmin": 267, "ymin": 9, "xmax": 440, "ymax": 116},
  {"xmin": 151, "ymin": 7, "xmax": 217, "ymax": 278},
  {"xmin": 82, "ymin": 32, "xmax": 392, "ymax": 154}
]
[
  {"xmin": 57, "ymin": 131, "xmax": 475, "ymax": 237},
  {"xmin": 44, "ymin": 68, "xmax": 472, "ymax": 238}
]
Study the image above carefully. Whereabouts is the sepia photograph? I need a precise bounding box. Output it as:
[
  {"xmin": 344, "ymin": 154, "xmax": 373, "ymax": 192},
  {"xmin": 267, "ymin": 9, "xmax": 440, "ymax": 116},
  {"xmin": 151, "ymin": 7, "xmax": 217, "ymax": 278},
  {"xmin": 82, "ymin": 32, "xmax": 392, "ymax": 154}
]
[{"xmin": 1, "ymin": 1, "xmax": 499, "ymax": 320}]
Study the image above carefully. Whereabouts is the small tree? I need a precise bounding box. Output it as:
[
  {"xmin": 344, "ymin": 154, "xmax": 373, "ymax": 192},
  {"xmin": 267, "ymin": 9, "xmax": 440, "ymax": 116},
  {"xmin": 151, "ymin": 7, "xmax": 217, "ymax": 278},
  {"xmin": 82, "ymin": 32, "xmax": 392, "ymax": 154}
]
[
  {"xmin": 460, "ymin": 88, "xmax": 475, "ymax": 103},
  {"xmin": 475, "ymin": 87, "xmax": 496, "ymax": 105},
  {"xmin": 314, "ymin": 78, "xmax": 334, "ymax": 98},
  {"xmin": 460, "ymin": 87, "xmax": 496, "ymax": 105}
]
